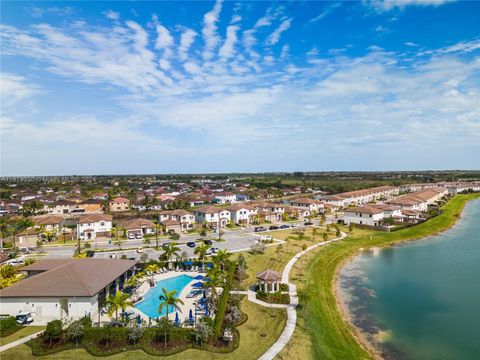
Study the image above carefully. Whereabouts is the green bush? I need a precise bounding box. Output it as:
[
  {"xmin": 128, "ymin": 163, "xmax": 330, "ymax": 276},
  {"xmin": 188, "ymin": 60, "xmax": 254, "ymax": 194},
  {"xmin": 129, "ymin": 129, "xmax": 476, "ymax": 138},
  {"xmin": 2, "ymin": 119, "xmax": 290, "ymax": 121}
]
[
  {"xmin": 0, "ymin": 316, "xmax": 20, "ymax": 337},
  {"xmin": 45, "ymin": 320, "xmax": 63, "ymax": 345}
]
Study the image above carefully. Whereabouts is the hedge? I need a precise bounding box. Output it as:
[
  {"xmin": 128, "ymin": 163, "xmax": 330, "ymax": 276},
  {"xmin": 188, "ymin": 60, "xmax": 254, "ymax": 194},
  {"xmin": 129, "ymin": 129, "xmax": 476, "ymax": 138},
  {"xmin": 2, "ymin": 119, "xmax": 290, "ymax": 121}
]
[{"xmin": 213, "ymin": 262, "xmax": 236, "ymax": 337}]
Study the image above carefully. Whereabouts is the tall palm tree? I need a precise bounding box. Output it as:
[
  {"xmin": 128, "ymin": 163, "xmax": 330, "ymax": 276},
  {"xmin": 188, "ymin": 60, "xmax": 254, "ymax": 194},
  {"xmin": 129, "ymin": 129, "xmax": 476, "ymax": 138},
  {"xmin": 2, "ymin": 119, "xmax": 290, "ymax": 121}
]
[
  {"xmin": 153, "ymin": 221, "xmax": 162, "ymax": 249},
  {"xmin": 194, "ymin": 243, "xmax": 211, "ymax": 261},
  {"xmin": 104, "ymin": 291, "xmax": 133, "ymax": 323},
  {"xmin": 145, "ymin": 264, "xmax": 159, "ymax": 282},
  {"xmin": 213, "ymin": 249, "xmax": 231, "ymax": 270},
  {"xmin": 158, "ymin": 288, "xmax": 184, "ymax": 320},
  {"xmin": 161, "ymin": 242, "xmax": 181, "ymax": 263},
  {"xmin": 204, "ymin": 267, "xmax": 224, "ymax": 305}
]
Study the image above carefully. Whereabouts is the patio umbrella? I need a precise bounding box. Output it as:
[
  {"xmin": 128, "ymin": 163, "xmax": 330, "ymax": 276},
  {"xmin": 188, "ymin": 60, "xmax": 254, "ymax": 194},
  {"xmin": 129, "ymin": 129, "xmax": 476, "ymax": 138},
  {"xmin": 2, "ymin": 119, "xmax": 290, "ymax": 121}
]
[
  {"xmin": 189, "ymin": 309, "xmax": 194, "ymax": 322},
  {"xmin": 206, "ymin": 262, "xmax": 214, "ymax": 269},
  {"xmin": 137, "ymin": 315, "xmax": 142, "ymax": 325},
  {"xmin": 184, "ymin": 260, "xmax": 193, "ymax": 266},
  {"xmin": 192, "ymin": 281, "xmax": 204, "ymax": 288},
  {"xmin": 205, "ymin": 304, "xmax": 210, "ymax": 317},
  {"xmin": 194, "ymin": 275, "xmax": 204, "ymax": 280},
  {"xmin": 202, "ymin": 290, "xmax": 207, "ymax": 299},
  {"xmin": 174, "ymin": 312, "xmax": 180, "ymax": 325}
]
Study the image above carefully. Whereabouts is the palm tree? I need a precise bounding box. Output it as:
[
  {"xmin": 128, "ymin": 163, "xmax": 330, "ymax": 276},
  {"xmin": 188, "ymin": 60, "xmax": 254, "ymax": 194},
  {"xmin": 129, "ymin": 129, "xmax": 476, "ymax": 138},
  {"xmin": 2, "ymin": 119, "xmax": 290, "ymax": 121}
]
[
  {"xmin": 204, "ymin": 267, "xmax": 224, "ymax": 305},
  {"xmin": 213, "ymin": 249, "xmax": 231, "ymax": 270},
  {"xmin": 161, "ymin": 242, "xmax": 181, "ymax": 264},
  {"xmin": 104, "ymin": 291, "xmax": 133, "ymax": 323},
  {"xmin": 153, "ymin": 221, "xmax": 162, "ymax": 249},
  {"xmin": 158, "ymin": 288, "xmax": 184, "ymax": 320},
  {"xmin": 145, "ymin": 264, "xmax": 159, "ymax": 282},
  {"xmin": 194, "ymin": 243, "xmax": 211, "ymax": 261}
]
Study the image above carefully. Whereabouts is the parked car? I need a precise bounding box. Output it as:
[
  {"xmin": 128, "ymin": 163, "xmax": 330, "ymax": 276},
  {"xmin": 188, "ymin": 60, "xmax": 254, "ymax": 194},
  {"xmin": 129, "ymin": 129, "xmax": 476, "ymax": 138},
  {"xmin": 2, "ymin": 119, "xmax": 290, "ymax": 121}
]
[
  {"xmin": 127, "ymin": 233, "xmax": 135, "ymax": 240},
  {"xmin": 304, "ymin": 221, "xmax": 314, "ymax": 225},
  {"xmin": 186, "ymin": 242, "xmax": 196, "ymax": 248},
  {"xmin": 16, "ymin": 312, "xmax": 33, "ymax": 325},
  {"xmin": 211, "ymin": 247, "xmax": 219, "ymax": 254},
  {"xmin": 280, "ymin": 224, "xmax": 290, "ymax": 229},
  {"xmin": 205, "ymin": 248, "xmax": 213, "ymax": 256},
  {"xmin": 203, "ymin": 239, "xmax": 213, "ymax": 245},
  {"xmin": 162, "ymin": 243, "xmax": 171, "ymax": 250},
  {"xmin": 260, "ymin": 235, "xmax": 273, "ymax": 241},
  {"xmin": 254, "ymin": 227, "xmax": 267, "ymax": 232},
  {"xmin": 135, "ymin": 233, "xmax": 143, "ymax": 239},
  {"xmin": 269, "ymin": 225, "xmax": 279, "ymax": 230},
  {"xmin": 7, "ymin": 258, "xmax": 24, "ymax": 266}
]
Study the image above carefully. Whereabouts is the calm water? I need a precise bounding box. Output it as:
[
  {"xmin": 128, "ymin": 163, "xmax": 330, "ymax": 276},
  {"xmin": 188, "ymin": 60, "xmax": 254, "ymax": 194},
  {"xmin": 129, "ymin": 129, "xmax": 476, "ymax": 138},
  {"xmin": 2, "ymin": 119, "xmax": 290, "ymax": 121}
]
[
  {"xmin": 338, "ymin": 199, "xmax": 480, "ymax": 360},
  {"xmin": 135, "ymin": 274, "xmax": 193, "ymax": 318}
]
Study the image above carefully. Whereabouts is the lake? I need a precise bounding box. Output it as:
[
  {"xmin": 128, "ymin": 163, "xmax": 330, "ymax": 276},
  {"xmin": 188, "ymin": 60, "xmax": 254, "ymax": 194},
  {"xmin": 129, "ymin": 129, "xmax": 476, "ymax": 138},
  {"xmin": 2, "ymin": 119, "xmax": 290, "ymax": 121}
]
[{"xmin": 337, "ymin": 198, "xmax": 480, "ymax": 360}]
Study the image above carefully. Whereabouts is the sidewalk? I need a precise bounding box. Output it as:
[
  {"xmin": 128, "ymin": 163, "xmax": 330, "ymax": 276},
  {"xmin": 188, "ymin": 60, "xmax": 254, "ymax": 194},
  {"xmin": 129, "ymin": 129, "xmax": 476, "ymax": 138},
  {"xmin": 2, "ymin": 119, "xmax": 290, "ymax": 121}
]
[{"xmin": 0, "ymin": 330, "xmax": 43, "ymax": 353}]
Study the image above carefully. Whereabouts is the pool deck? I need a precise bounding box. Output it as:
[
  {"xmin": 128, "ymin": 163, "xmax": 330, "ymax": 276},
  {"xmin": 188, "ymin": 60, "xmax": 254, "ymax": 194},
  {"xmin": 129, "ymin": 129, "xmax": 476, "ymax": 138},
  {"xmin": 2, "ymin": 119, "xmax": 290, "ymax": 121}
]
[{"xmin": 131, "ymin": 270, "xmax": 209, "ymax": 323}]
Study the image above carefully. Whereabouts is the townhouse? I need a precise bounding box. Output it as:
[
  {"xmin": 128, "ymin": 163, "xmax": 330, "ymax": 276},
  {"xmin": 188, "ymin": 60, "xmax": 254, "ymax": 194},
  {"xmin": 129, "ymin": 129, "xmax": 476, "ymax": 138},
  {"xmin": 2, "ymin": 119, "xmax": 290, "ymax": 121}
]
[
  {"xmin": 78, "ymin": 198, "xmax": 104, "ymax": 213},
  {"xmin": 194, "ymin": 206, "xmax": 231, "ymax": 228},
  {"xmin": 289, "ymin": 198, "xmax": 325, "ymax": 214},
  {"xmin": 77, "ymin": 214, "xmax": 113, "ymax": 240},
  {"xmin": 252, "ymin": 202, "xmax": 285, "ymax": 222},
  {"xmin": 158, "ymin": 209, "xmax": 195, "ymax": 232},
  {"xmin": 213, "ymin": 191, "xmax": 237, "ymax": 204},
  {"xmin": 108, "ymin": 197, "xmax": 130, "ymax": 212},
  {"xmin": 226, "ymin": 204, "xmax": 257, "ymax": 225},
  {"xmin": 321, "ymin": 186, "xmax": 400, "ymax": 208},
  {"xmin": 43, "ymin": 200, "xmax": 76, "ymax": 215},
  {"xmin": 344, "ymin": 206, "xmax": 385, "ymax": 226},
  {"xmin": 387, "ymin": 187, "xmax": 448, "ymax": 212},
  {"xmin": 121, "ymin": 218, "xmax": 155, "ymax": 237}
]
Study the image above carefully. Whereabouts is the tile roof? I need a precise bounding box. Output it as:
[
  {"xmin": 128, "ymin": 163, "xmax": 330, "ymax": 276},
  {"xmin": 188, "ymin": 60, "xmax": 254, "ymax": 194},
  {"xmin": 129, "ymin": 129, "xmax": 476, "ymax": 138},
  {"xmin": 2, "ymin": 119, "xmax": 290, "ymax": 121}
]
[{"xmin": 256, "ymin": 269, "xmax": 282, "ymax": 281}]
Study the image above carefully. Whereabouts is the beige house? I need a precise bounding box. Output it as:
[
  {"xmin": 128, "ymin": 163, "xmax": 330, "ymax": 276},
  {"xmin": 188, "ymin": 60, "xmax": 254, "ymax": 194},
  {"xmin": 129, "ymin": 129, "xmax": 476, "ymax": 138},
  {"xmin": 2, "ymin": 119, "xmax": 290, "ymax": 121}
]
[{"xmin": 109, "ymin": 197, "xmax": 130, "ymax": 212}]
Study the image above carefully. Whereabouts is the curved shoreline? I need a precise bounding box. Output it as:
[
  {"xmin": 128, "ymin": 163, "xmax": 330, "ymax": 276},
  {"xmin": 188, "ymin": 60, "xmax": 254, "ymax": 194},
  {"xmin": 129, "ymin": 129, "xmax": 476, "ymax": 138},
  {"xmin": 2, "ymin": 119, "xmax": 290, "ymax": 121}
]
[{"xmin": 332, "ymin": 195, "xmax": 479, "ymax": 360}]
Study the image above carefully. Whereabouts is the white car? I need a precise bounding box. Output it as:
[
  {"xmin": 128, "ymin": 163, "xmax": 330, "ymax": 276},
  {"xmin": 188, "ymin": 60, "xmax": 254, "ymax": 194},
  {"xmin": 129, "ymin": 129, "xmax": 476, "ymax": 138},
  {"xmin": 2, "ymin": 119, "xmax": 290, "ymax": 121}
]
[
  {"xmin": 7, "ymin": 258, "xmax": 24, "ymax": 266},
  {"xmin": 205, "ymin": 248, "xmax": 213, "ymax": 256},
  {"xmin": 127, "ymin": 233, "xmax": 135, "ymax": 240},
  {"xmin": 211, "ymin": 247, "xmax": 219, "ymax": 254}
]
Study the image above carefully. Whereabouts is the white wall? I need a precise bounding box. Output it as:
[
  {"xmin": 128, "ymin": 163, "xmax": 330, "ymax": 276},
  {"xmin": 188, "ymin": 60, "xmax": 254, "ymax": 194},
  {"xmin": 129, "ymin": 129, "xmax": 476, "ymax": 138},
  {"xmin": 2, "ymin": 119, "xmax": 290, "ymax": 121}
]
[{"xmin": 344, "ymin": 212, "xmax": 384, "ymax": 226}]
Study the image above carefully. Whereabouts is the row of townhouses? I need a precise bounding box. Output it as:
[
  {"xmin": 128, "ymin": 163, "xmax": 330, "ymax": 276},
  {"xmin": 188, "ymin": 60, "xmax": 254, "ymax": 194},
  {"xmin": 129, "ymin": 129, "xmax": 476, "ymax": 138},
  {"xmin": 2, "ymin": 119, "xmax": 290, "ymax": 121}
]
[
  {"xmin": 343, "ymin": 187, "xmax": 449, "ymax": 226},
  {"xmin": 321, "ymin": 185, "xmax": 400, "ymax": 208}
]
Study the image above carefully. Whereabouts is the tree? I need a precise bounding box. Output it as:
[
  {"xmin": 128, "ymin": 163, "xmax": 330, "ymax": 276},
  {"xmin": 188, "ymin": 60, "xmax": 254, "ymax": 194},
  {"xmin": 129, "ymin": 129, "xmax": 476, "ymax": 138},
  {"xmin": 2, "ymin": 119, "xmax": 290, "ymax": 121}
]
[
  {"xmin": 348, "ymin": 223, "xmax": 354, "ymax": 234},
  {"xmin": 66, "ymin": 321, "xmax": 84, "ymax": 347},
  {"xmin": 169, "ymin": 232, "xmax": 180, "ymax": 241},
  {"xmin": 194, "ymin": 243, "xmax": 211, "ymax": 261},
  {"xmin": 104, "ymin": 291, "xmax": 133, "ymax": 323},
  {"xmin": 158, "ymin": 288, "xmax": 184, "ymax": 320},
  {"xmin": 143, "ymin": 237, "xmax": 151, "ymax": 247},
  {"xmin": 45, "ymin": 320, "xmax": 63, "ymax": 346},
  {"xmin": 204, "ymin": 267, "xmax": 224, "ymax": 305},
  {"xmin": 161, "ymin": 242, "xmax": 181, "ymax": 263},
  {"xmin": 312, "ymin": 227, "xmax": 317, "ymax": 240},
  {"xmin": 127, "ymin": 324, "xmax": 144, "ymax": 348},
  {"xmin": 194, "ymin": 320, "xmax": 213, "ymax": 348},
  {"xmin": 320, "ymin": 214, "xmax": 326, "ymax": 225},
  {"xmin": 213, "ymin": 249, "xmax": 231, "ymax": 270},
  {"xmin": 226, "ymin": 306, "xmax": 242, "ymax": 325},
  {"xmin": 153, "ymin": 221, "xmax": 162, "ymax": 249},
  {"xmin": 145, "ymin": 263, "xmax": 159, "ymax": 282},
  {"xmin": 0, "ymin": 264, "xmax": 17, "ymax": 279},
  {"xmin": 323, "ymin": 232, "xmax": 328, "ymax": 241},
  {"xmin": 156, "ymin": 316, "xmax": 172, "ymax": 348},
  {"xmin": 335, "ymin": 226, "xmax": 341, "ymax": 237}
]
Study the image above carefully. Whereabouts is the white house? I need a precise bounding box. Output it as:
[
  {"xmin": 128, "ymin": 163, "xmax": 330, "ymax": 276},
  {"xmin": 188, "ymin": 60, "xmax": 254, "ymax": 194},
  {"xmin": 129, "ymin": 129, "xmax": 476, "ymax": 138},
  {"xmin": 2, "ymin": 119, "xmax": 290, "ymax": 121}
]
[
  {"xmin": 322, "ymin": 186, "xmax": 400, "ymax": 208},
  {"xmin": 43, "ymin": 200, "xmax": 76, "ymax": 215},
  {"xmin": 170, "ymin": 209, "xmax": 195, "ymax": 232},
  {"xmin": 344, "ymin": 206, "xmax": 385, "ymax": 226},
  {"xmin": 226, "ymin": 204, "xmax": 256, "ymax": 225},
  {"xmin": 213, "ymin": 192, "xmax": 237, "ymax": 204},
  {"xmin": 289, "ymin": 198, "xmax": 324, "ymax": 214},
  {"xmin": 387, "ymin": 187, "xmax": 448, "ymax": 212},
  {"xmin": 194, "ymin": 206, "xmax": 231, "ymax": 228},
  {"xmin": 77, "ymin": 214, "xmax": 113, "ymax": 240},
  {"xmin": 0, "ymin": 259, "xmax": 137, "ymax": 324}
]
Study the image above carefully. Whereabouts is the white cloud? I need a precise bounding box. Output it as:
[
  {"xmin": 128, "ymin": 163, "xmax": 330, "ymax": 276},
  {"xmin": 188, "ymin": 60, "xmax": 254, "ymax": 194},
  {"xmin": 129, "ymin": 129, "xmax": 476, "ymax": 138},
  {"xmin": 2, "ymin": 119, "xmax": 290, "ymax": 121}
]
[
  {"xmin": 365, "ymin": 0, "xmax": 456, "ymax": 12},
  {"xmin": 202, "ymin": 0, "xmax": 223, "ymax": 60},
  {"xmin": 266, "ymin": 18, "xmax": 291, "ymax": 46},
  {"xmin": 178, "ymin": 28, "xmax": 197, "ymax": 60},
  {"xmin": 154, "ymin": 21, "xmax": 174, "ymax": 57},
  {"xmin": 104, "ymin": 10, "xmax": 119, "ymax": 20},
  {"xmin": 310, "ymin": 2, "xmax": 341, "ymax": 23},
  {"xmin": 219, "ymin": 25, "xmax": 239, "ymax": 60}
]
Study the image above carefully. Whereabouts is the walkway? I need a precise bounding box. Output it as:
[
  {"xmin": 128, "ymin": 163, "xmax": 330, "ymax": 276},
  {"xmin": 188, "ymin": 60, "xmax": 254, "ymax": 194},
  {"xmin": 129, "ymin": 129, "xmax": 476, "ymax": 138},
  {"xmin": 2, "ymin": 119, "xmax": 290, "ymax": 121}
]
[
  {"xmin": 0, "ymin": 330, "xmax": 44, "ymax": 353},
  {"xmin": 257, "ymin": 231, "xmax": 347, "ymax": 360}
]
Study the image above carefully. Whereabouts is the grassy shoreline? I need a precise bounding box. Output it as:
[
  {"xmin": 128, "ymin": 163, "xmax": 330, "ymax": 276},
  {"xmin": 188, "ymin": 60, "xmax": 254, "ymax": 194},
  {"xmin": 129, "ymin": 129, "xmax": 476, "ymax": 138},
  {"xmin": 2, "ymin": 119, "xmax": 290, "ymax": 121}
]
[{"xmin": 296, "ymin": 194, "xmax": 479, "ymax": 360}]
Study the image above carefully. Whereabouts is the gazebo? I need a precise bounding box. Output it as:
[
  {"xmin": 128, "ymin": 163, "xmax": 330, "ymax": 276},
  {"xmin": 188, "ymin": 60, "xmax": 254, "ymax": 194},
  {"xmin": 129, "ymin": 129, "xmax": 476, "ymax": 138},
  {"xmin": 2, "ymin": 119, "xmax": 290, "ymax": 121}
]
[{"xmin": 256, "ymin": 269, "xmax": 282, "ymax": 293}]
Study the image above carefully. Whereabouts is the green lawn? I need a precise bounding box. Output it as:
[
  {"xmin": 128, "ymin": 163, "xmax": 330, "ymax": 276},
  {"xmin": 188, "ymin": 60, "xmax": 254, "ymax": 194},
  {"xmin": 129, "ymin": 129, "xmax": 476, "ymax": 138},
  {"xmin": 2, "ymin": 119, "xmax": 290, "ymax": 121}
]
[
  {"xmin": 1, "ymin": 298, "xmax": 285, "ymax": 360},
  {"xmin": 0, "ymin": 326, "xmax": 45, "ymax": 346},
  {"xmin": 278, "ymin": 193, "xmax": 479, "ymax": 360}
]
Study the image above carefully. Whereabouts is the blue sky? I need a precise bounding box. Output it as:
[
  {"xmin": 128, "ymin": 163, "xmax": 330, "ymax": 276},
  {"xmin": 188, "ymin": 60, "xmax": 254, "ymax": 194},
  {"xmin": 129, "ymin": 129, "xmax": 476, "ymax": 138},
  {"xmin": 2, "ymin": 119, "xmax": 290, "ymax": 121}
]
[{"xmin": 1, "ymin": 0, "xmax": 479, "ymax": 175}]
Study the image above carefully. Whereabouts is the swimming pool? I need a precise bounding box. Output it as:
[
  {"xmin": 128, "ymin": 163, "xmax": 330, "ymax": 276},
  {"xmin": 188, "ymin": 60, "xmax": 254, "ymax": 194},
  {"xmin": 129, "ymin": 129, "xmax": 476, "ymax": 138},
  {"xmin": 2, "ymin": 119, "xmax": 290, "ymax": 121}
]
[{"xmin": 135, "ymin": 274, "xmax": 194, "ymax": 319}]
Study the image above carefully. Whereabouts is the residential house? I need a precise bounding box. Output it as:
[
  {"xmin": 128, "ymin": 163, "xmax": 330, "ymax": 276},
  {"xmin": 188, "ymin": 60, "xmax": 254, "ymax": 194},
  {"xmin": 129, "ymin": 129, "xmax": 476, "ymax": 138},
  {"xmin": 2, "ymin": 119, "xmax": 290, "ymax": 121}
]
[
  {"xmin": 289, "ymin": 198, "xmax": 324, "ymax": 214},
  {"xmin": 121, "ymin": 218, "xmax": 155, "ymax": 237},
  {"xmin": 252, "ymin": 202, "xmax": 285, "ymax": 222},
  {"xmin": 321, "ymin": 186, "xmax": 400, "ymax": 208},
  {"xmin": 0, "ymin": 259, "xmax": 137, "ymax": 324},
  {"xmin": 194, "ymin": 206, "xmax": 231, "ymax": 228},
  {"xmin": 226, "ymin": 204, "xmax": 256, "ymax": 225},
  {"xmin": 109, "ymin": 197, "xmax": 130, "ymax": 212},
  {"xmin": 343, "ymin": 206, "xmax": 385, "ymax": 226},
  {"xmin": 386, "ymin": 187, "xmax": 448, "ymax": 212},
  {"xmin": 78, "ymin": 199, "xmax": 104, "ymax": 213},
  {"xmin": 283, "ymin": 206, "xmax": 310, "ymax": 220},
  {"xmin": 214, "ymin": 192, "xmax": 237, "ymax": 204},
  {"xmin": 43, "ymin": 200, "xmax": 75, "ymax": 215},
  {"xmin": 170, "ymin": 210, "xmax": 195, "ymax": 232},
  {"xmin": 77, "ymin": 214, "xmax": 113, "ymax": 240},
  {"xmin": 160, "ymin": 219, "xmax": 182, "ymax": 233}
]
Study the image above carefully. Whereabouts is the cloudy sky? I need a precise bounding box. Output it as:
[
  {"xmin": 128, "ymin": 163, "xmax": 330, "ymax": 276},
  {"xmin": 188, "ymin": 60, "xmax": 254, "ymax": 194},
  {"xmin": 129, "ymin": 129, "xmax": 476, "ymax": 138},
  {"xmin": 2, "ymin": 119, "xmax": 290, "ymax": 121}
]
[{"xmin": 1, "ymin": 0, "xmax": 479, "ymax": 175}]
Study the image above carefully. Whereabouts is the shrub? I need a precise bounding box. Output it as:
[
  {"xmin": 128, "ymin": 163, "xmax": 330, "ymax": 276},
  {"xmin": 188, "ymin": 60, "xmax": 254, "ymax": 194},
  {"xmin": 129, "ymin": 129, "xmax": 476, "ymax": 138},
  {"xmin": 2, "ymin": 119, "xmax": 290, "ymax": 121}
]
[
  {"xmin": 193, "ymin": 320, "xmax": 213, "ymax": 348},
  {"xmin": 0, "ymin": 316, "xmax": 19, "ymax": 337},
  {"xmin": 45, "ymin": 320, "xmax": 63, "ymax": 346},
  {"xmin": 66, "ymin": 321, "xmax": 84, "ymax": 347},
  {"xmin": 78, "ymin": 316, "xmax": 92, "ymax": 328},
  {"xmin": 127, "ymin": 325, "xmax": 144, "ymax": 347}
]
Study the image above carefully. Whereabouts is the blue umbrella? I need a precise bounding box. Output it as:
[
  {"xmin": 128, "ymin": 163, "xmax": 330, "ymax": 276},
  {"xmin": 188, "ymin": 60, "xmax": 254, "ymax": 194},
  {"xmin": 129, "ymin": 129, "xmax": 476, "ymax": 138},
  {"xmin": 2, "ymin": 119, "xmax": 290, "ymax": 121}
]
[
  {"xmin": 206, "ymin": 262, "xmax": 214, "ymax": 268},
  {"xmin": 192, "ymin": 281, "xmax": 204, "ymax": 288},
  {"xmin": 194, "ymin": 275, "xmax": 204, "ymax": 280},
  {"xmin": 174, "ymin": 311, "xmax": 180, "ymax": 325},
  {"xmin": 189, "ymin": 309, "xmax": 194, "ymax": 322},
  {"xmin": 203, "ymin": 289, "xmax": 207, "ymax": 299},
  {"xmin": 205, "ymin": 304, "xmax": 210, "ymax": 317},
  {"xmin": 137, "ymin": 315, "xmax": 142, "ymax": 325},
  {"xmin": 184, "ymin": 260, "xmax": 193, "ymax": 266}
]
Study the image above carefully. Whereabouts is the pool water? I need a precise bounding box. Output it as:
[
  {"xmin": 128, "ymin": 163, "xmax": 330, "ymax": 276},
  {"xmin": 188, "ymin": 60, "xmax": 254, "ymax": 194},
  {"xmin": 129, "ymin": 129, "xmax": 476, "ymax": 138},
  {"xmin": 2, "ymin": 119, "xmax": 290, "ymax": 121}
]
[{"xmin": 135, "ymin": 274, "xmax": 194, "ymax": 319}]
